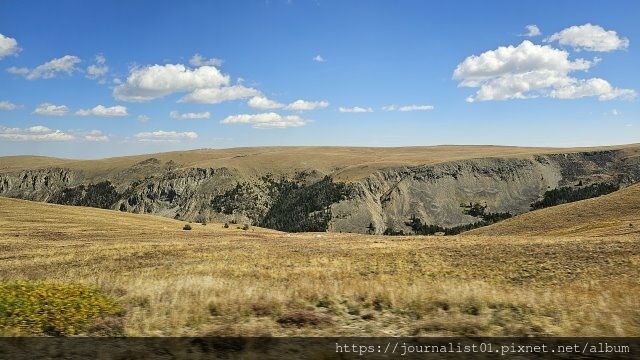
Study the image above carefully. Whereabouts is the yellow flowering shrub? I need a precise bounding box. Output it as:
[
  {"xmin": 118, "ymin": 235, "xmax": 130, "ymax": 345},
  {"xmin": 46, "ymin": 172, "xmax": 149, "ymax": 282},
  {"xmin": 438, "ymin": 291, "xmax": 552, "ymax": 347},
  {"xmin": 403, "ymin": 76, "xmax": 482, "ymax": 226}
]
[{"xmin": 0, "ymin": 281, "xmax": 123, "ymax": 336}]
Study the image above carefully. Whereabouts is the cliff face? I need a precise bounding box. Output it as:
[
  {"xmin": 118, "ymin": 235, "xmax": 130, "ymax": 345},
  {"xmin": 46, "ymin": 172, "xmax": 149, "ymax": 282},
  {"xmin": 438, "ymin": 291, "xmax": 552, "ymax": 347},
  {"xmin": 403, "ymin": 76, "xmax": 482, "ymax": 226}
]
[
  {"xmin": 0, "ymin": 168, "xmax": 80, "ymax": 201},
  {"xmin": 330, "ymin": 151, "xmax": 637, "ymax": 234},
  {"xmin": 1, "ymin": 149, "xmax": 638, "ymax": 234}
]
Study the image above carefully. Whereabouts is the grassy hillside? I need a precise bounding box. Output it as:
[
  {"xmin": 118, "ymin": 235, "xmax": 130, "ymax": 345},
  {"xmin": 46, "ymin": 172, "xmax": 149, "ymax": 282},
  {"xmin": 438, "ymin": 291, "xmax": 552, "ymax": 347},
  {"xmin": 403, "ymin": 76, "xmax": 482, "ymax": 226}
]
[
  {"xmin": 1, "ymin": 196, "xmax": 638, "ymax": 336},
  {"xmin": 0, "ymin": 196, "xmax": 279, "ymax": 240},
  {"xmin": 2, "ymin": 143, "xmax": 639, "ymax": 181},
  {"xmin": 468, "ymin": 183, "xmax": 640, "ymax": 237}
]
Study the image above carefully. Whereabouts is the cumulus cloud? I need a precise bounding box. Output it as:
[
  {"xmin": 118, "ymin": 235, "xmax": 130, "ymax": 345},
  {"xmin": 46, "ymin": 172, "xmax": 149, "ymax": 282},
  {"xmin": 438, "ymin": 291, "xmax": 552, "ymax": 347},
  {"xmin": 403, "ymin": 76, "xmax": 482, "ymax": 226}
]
[
  {"xmin": 339, "ymin": 106, "xmax": 373, "ymax": 113},
  {"xmin": 313, "ymin": 55, "xmax": 326, "ymax": 62},
  {"xmin": 0, "ymin": 33, "xmax": 20, "ymax": 59},
  {"xmin": 33, "ymin": 103, "xmax": 69, "ymax": 116},
  {"xmin": 248, "ymin": 96, "xmax": 284, "ymax": 109},
  {"xmin": 549, "ymin": 78, "xmax": 636, "ymax": 100},
  {"xmin": 220, "ymin": 112, "xmax": 309, "ymax": 129},
  {"xmin": 189, "ymin": 54, "xmax": 223, "ymax": 67},
  {"xmin": 137, "ymin": 115, "xmax": 150, "ymax": 122},
  {"xmin": 523, "ymin": 25, "xmax": 541, "ymax": 37},
  {"xmin": 7, "ymin": 55, "xmax": 80, "ymax": 80},
  {"xmin": 284, "ymin": 99, "xmax": 329, "ymax": 111},
  {"xmin": 546, "ymin": 23, "xmax": 629, "ymax": 52},
  {"xmin": 179, "ymin": 84, "xmax": 259, "ymax": 104},
  {"xmin": 113, "ymin": 64, "xmax": 229, "ymax": 102},
  {"xmin": 382, "ymin": 104, "xmax": 434, "ymax": 111},
  {"xmin": 75, "ymin": 105, "xmax": 128, "ymax": 117},
  {"xmin": 453, "ymin": 40, "xmax": 635, "ymax": 102},
  {"xmin": 169, "ymin": 110, "xmax": 210, "ymax": 119},
  {"xmin": 86, "ymin": 54, "xmax": 109, "ymax": 80},
  {"xmin": 0, "ymin": 125, "xmax": 74, "ymax": 141},
  {"xmin": 83, "ymin": 130, "xmax": 109, "ymax": 142},
  {"xmin": 0, "ymin": 101, "xmax": 21, "ymax": 110},
  {"xmin": 134, "ymin": 130, "xmax": 198, "ymax": 142}
]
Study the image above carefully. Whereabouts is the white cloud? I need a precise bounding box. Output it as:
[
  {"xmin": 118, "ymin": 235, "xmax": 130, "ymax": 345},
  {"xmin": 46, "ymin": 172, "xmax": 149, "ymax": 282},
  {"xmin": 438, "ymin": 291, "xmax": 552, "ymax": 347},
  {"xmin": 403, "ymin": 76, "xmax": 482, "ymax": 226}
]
[
  {"xmin": 248, "ymin": 96, "xmax": 284, "ymax": 109},
  {"xmin": 546, "ymin": 23, "xmax": 629, "ymax": 52},
  {"xmin": 134, "ymin": 130, "xmax": 198, "ymax": 142},
  {"xmin": 220, "ymin": 112, "xmax": 309, "ymax": 129},
  {"xmin": 86, "ymin": 54, "xmax": 109, "ymax": 80},
  {"xmin": 549, "ymin": 78, "xmax": 636, "ymax": 101},
  {"xmin": 179, "ymin": 84, "xmax": 259, "ymax": 104},
  {"xmin": 170, "ymin": 110, "xmax": 211, "ymax": 119},
  {"xmin": 75, "ymin": 105, "xmax": 128, "ymax": 117},
  {"xmin": 137, "ymin": 115, "xmax": 150, "ymax": 123},
  {"xmin": 6, "ymin": 66, "xmax": 29, "ymax": 76},
  {"xmin": 189, "ymin": 54, "xmax": 223, "ymax": 67},
  {"xmin": 454, "ymin": 41, "xmax": 590, "ymax": 87},
  {"xmin": 313, "ymin": 55, "xmax": 326, "ymax": 62},
  {"xmin": 113, "ymin": 64, "xmax": 229, "ymax": 102},
  {"xmin": 83, "ymin": 130, "xmax": 109, "ymax": 142},
  {"xmin": 0, "ymin": 125, "xmax": 75, "ymax": 141},
  {"xmin": 339, "ymin": 106, "xmax": 373, "ymax": 113},
  {"xmin": 611, "ymin": 109, "xmax": 619, "ymax": 116},
  {"xmin": 33, "ymin": 103, "xmax": 69, "ymax": 116},
  {"xmin": 453, "ymin": 40, "xmax": 635, "ymax": 102},
  {"xmin": 284, "ymin": 99, "xmax": 329, "ymax": 111},
  {"xmin": 0, "ymin": 101, "xmax": 21, "ymax": 110},
  {"xmin": 0, "ymin": 33, "xmax": 20, "ymax": 59},
  {"xmin": 7, "ymin": 55, "xmax": 81, "ymax": 80},
  {"xmin": 398, "ymin": 105, "xmax": 434, "ymax": 112},
  {"xmin": 382, "ymin": 104, "xmax": 434, "ymax": 111},
  {"xmin": 523, "ymin": 25, "xmax": 541, "ymax": 37}
]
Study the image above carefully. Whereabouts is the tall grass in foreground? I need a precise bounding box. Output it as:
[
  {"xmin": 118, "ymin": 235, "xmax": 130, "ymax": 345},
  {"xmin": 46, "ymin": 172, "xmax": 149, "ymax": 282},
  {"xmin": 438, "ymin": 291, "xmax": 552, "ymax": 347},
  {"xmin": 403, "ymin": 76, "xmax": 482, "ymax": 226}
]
[{"xmin": 1, "ymin": 228, "xmax": 638, "ymax": 336}]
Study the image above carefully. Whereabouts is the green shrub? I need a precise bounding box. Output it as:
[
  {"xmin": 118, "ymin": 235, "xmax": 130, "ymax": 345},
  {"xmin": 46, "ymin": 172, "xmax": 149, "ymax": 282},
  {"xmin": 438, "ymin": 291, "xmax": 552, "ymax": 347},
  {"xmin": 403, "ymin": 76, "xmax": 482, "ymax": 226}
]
[
  {"xmin": 0, "ymin": 281, "xmax": 123, "ymax": 336},
  {"xmin": 183, "ymin": 224, "xmax": 192, "ymax": 230}
]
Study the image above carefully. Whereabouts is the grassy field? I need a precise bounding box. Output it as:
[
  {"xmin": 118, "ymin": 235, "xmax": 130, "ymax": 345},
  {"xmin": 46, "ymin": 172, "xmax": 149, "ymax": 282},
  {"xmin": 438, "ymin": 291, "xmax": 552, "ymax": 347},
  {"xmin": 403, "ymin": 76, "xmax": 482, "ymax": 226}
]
[{"xmin": 1, "ymin": 196, "xmax": 638, "ymax": 337}]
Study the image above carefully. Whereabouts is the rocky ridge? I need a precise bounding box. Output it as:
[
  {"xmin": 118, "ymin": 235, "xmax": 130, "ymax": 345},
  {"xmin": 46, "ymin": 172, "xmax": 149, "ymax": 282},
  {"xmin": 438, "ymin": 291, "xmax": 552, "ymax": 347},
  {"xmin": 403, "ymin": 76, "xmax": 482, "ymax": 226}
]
[{"xmin": 1, "ymin": 147, "xmax": 638, "ymax": 234}]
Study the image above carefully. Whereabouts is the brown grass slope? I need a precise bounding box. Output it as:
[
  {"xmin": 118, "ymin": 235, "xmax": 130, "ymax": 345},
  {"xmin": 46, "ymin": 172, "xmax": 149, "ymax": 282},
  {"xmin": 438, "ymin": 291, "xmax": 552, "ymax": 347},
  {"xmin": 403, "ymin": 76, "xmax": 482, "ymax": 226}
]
[
  {"xmin": 2, "ymin": 143, "xmax": 639, "ymax": 181},
  {"xmin": 0, "ymin": 196, "xmax": 279, "ymax": 239},
  {"xmin": 468, "ymin": 183, "xmax": 640, "ymax": 237},
  {"xmin": 2, "ymin": 196, "xmax": 639, "ymax": 336}
]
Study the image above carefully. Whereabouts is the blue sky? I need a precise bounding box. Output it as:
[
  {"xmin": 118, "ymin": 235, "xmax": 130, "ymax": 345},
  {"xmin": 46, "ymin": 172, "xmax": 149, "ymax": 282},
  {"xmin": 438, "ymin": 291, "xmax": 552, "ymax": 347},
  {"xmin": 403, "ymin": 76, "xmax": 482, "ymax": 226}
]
[{"xmin": 0, "ymin": 0, "xmax": 638, "ymax": 158}]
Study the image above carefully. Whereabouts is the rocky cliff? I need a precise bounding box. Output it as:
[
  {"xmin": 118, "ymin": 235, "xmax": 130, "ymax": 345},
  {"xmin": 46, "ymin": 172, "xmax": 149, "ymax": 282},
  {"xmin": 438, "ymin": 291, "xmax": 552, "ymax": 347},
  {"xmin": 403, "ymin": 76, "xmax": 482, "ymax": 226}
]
[{"xmin": 1, "ymin": 147, "xmax": 638, "ymax": 234}]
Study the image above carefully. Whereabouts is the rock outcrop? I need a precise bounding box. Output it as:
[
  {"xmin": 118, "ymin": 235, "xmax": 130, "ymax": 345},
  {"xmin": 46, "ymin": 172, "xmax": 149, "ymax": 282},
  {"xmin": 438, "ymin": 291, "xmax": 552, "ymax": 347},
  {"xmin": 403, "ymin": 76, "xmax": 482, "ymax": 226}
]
[{"xmin": 1, "ymin": 148, "xmax": 638, "ymax": 234}]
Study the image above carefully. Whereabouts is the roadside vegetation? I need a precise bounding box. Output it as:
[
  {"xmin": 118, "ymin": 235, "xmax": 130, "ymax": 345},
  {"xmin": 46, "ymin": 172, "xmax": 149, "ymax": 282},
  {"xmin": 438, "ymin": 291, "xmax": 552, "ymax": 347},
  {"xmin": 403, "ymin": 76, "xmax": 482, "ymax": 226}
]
[
  {"xmin": 0, "ymin": 281, "xmax": 123, "ymax": 336},
  {"xmin": 1, "ymin": 197, "xmax": 638, "ymax": 337}
]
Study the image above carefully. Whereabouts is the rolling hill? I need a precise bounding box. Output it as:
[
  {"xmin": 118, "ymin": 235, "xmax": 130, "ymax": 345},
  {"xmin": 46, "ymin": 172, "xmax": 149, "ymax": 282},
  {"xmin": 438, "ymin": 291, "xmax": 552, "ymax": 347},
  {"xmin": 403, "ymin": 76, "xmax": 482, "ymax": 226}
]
[
  {"xmin": 468, "ymin": 183, "xmax": 640, "ymax": 237},
  {"xmin": 0, "ymin": 196, "xmax": 279, "ymax": 242}
]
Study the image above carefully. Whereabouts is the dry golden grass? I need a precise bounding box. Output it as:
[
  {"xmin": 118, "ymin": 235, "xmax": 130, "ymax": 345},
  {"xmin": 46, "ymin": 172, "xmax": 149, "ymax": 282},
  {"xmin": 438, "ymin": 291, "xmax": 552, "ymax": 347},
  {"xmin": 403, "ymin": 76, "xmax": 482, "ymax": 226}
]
[
  {"xmin": 1, "ymin": 197, "xmax": 639, "ymax": 336},
  {"xmin": 2, "ymin": 143, "xmax": 639, "ymax": 181},
  {"xmin": 470, "ymin": 183, "xmax": 640, "ymax": 237}
]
